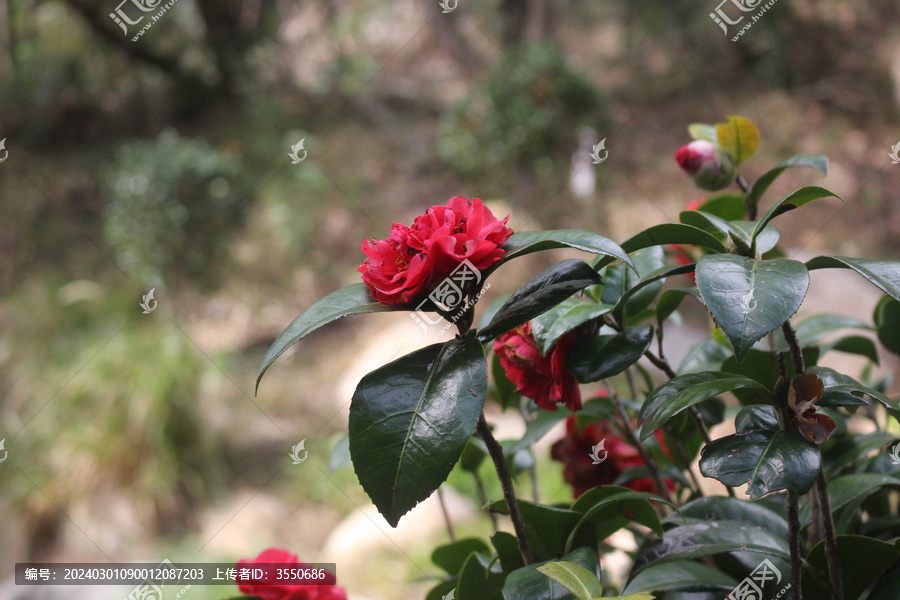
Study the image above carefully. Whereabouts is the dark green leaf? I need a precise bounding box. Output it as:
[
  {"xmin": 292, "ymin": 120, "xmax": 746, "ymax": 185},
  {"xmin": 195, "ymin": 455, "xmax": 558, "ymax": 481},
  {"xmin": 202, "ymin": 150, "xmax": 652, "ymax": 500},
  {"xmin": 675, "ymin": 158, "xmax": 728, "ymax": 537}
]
[
  {"xmin": 799, "ymin": 473, "xmax": 900, "ymax": 528},
  {"xmin": 612, "ymin": 264, "xmax": 696, "ymax": 326},
  {"xmin": 657, "ymin": 287, "xmax": 702, "ymax": 329},
  {"xmin": 668, "ymin": 496, "xmax": 788, "ymax": 538},
  {"xmin": 349, "ymin": 339, "xmax": 487, "ymax": 526},
  {"xmin": 745, "ymin": 154, "xmax": 829, "ymax": 213},
  {"xmin": 478, "ymin": 260, "xmax": 602, "ymax": 342},
  {"xmin": 789, "ymin": 313, "xmax": 872, "ymax": 349},
  {"xmin": 566, "ymin": 326, "xmax": 654, "ymax": 384},
  {"xmin": 458, "ymin": 551, "xmax": 505, "ymax": 600},
  {"xmin": 696, "ymin": 255, "xmax": 809, "ymax": 362},
  {"xmin": 721, "ymin": 348, "xmax": 817, "ymax": 405},
  {"xmin": 728, "ymin": 220, "xmax": 781, "ymax": 254},
  {"xmin": 751, "ymin": 186, "xmax": 841, "ymax": 244},
  {"xmin": 491, "ymin": 352, "xmax": 520, "ymax": 410},
  {"xmin": 874, "ymin": 295, "xmax": 900, "ymax": 355},
  {"xmin": 822, "ymin": 334, "xmax": 879, "ymax": 364},
  {"xmin": 621, "ymin": 560, "xmax": 738, "ymax": 595},
  {"xmin": 679, "ymin": 210, "xmax": 745, "ymax": 243},
  {"xmin": 734, "ymin": 405, "xmax": 781, "ymax": 433},
  {"xmin": 432, "ymin": 538, "xmax": 491, "ymax": 575},
  {"xmin": 536, "ymin": 561, "xmax": 603, "ymax": 600},
  {"xmin": 502, "ymin": 547, "xmax": 600, "ymax": 600},
  {"xmin": 257, "ymin": 283, "xmax": 405, "ymax": 392},
  {"xmin": 677, "ymin": 340, "xmax": 732, "ymax": 374},
  {"xmin": 699, "ymin": 430, "xmax": 820, "ymax": 499},
  {"xmin": 638, "ymin": 372, "xmax": 768, "ymax": 441},
  {"xmin": 489, "ymin": 499, "xmax": 591, "ymax": 561},
  {"xmin": 868, "ymin": 565, "xmax": 900, "ymax": 600},
  {"xmin": 802, "ymin": 536, "xmax": 900, "ymax": 600},
  {"xmin": 698, "ymin": 194, "xmax": 746, "ymax": 220},
  {"xmin": 499, "ymin": 230, "xmax": 634, "ymax": 271},
  {"xmin": 460, "ymin": 437, "xmax": 487, "ymax": 473},
  {"xmin": 620, "ymin": 224, "xmax": 729, "ymax": 254},
  {"xmin": 806, "ymin": 256, "xmax": 900, "ymax": 303},
  {"xmin": 601, "ymin": 247, "xmax": 667, "ymax": 315},
  {"xmin": 806, "ymin": 366, "xmax": 897, "ymax": 410},
  {"xmin": 568, "ymin": 486, "xmax": 666, "ymax": 552},
  {"xmin": 492, "ymin": 531, "xmax": 526, "ymax": 574},
  {"xmin": 531, "ymin": 299, "xmax": 613, "ymax": 356}
]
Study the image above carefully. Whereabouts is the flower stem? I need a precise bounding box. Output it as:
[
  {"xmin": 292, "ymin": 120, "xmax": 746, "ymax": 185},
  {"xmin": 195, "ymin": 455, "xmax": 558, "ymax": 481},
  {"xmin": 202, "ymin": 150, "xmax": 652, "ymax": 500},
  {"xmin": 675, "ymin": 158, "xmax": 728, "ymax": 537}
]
[
  {"xmin": 815, "ymin": 473, "xmax": 844, "ymax": 600},
  {"xmin": 787, "ymin": 490, "xmax": 803, "ymax": 600},
  {"xmin": 476, "ymin": 412, "xmax": 536, "ymax": 564}
]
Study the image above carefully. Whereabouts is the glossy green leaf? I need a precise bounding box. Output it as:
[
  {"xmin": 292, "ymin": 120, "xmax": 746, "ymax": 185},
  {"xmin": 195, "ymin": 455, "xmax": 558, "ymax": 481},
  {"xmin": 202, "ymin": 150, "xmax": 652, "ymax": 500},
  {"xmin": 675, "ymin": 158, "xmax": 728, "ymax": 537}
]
[
  {"xmin": 531, "ymin": 299, "xmax": 613, "ymax": 356},
  {"xmin": 631, "ymin": 520, "xmax": 790, "ymax": 574},
  {"xmin": 621, "ymin": 224, "xmax": 729, "ymax": 254},
  {"xmin": 716, "ymin": 115, "xmax": 760, "ymax": 165},
  {"xmin": 568, "ymin": 486, "xmax": 666, "ymax": 553},
  {"xmin": 499, "ymin": 230, "xmax": 634, "ymax": 271},
  {"xmin": 774, "ymin": 313, "xmax": 873, "ymax": 351},
  {"xmin": 257, "ymin": 283, "xmax": 405, "ymax": 392},
  {"xmin": 612, "ymin": 263, "xmax": 696, "ymax": 326},
  {"xmin": 502, "ymin": 547, "xmax": 600, "ymax": 600},
  {"xmin": 824, "ymin": 431, "xmax": 899, "ymax": 477},
  {"xmin": 638, "ymin": 372, "xmax": 768, "ymax": 441},
  {"xmin": 677, "ymin": 340, "xmax": 731, "ymax": 374},
  {"xmin": 536, "ymin": 562, "xmax": 603, "ymax": 600},
  {"xmin": 734, "ymin": 405, "xmax": 781, "ymax": 433},
  {"xmin": 349, "ymin": 339, "xmax": 487, "ymax": 526},
  {"xmin": 721, "ymin": 348, "xmax": 817, "ymax": 405},
  {"xmin": 432, "ymin": 538, "xmax": 492, "ymax": 576},
  {"xmin": 806, "ymin": 366, "xmax": 896, "ymax": 410},
  {"xmin": 699, "ymin": 430, "xmax": 820, "ymax": 499},
  {"xmin": 679, "ymin": 210, "xmax": 743, "ymax": 243},
  {"xmin": 458, "ymin": 551, "xmax": 505, "ymax": 600},
  {"xmin": 802, "ymin": 536, "xmax": 900, "ymax": 600},
  {"xmin": 566, "ymin": 325, "xmax": 654, "ymax": 384},
  {"xmin": 601, "ymin": 247, "xmax": 667, "ymax": 314},
  {"xmin": 745, "ymin": 154, "xmax": 828, "ymax": 212},
  {"xmin": 798, "ymin": 473, "xmax": 900, "ymax": 528},
  {"xmin": 874, "ymin": 295, "xmax": 900, "ymax": 354},
  {"xmin": 459, "ymin": 437, "xmax": 487, "ymax": 473},
  {"xmin": 488, "ymin": 499, "xmax": 592, "ymax": 561},
  {"xmin": 728, "ymin": 220, "xmax": 781, "ymax": 254},
  {"xmin": 822, "ymin": 334, "xmax": 879, "ymax": 364},
  {"xmin": 478, "ymin": 260, "xmax": 602, "ymax": 342},
  {"xmin": 806, "ymin": 255, "xmax": 900, "ymax": 303},
  {"xmin": 688, "ymin": 122, "xmax": 718, "ymax": 143},
  {"xmin": 697, "ymin": 194, "xmax": 746, "ymax": 220},
  {"xmin": 695, "ymin": 255, "xmax": 809, "ymax": 362},
  {"xmin": 668, "ymin": 496, "xmax": 788, "ymax": 538},
  {"xmin": 621, "ymin": 560, "xmax": 738, "ymax": 596},
  {"xmin": 492, "ymin": 531, "xmax": 526, "ymax": 574},
  {"xmin": 751, "ymin": 186, "xmax": 841, "ymax": 245},
  {"xmin": 491, "ymin": 352, "xmax": 520, "ymax": 409},
  {"xmin": 657, "ymin": 288, "xmax": 702, "ymax": 329}
]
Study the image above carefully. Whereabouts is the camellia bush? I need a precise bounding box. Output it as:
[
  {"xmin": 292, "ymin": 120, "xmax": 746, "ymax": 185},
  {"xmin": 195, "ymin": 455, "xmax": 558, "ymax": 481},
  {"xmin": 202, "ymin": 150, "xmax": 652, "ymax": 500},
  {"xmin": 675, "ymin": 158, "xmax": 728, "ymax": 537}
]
[{"xmin": 247, "ymin": 116, "xmax": 900, "ymax": 600}]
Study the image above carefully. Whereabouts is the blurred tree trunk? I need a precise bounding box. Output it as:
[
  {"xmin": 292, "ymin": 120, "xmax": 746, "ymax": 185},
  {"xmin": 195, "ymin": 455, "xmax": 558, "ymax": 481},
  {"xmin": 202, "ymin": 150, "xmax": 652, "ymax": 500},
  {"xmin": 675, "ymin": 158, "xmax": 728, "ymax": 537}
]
[
  {"xmin": 195, "ymin": 0, "xmax": 251, "ymax": 84},
  {"xmin": 421, "ymin": 0, "xmax": 483, "ymax": 77},
  {"xmin": 499, "ymin": 0, "xmax": 557, "ymax": 46}
]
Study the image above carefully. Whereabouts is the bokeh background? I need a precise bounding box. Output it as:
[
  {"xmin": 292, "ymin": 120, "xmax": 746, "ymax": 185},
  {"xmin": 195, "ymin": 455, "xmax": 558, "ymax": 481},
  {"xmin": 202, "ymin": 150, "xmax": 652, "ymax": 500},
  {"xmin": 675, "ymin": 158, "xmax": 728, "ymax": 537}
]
[{"xmin": 1, "ymin": 0, "xmax": 899, "ymax": 598}]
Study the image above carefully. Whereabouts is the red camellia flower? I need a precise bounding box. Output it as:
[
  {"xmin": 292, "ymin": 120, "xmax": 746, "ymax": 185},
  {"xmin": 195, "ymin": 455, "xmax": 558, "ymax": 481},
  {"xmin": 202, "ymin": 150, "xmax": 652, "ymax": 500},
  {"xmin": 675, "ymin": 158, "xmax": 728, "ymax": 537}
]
[
  {"xmin": 675, "ymin": 140, "xmax": 736, "ymax": 191},
  {"xmin": 493, "ymin": 322, "xmax": 581, "ymax": 411},
  {"xmin": 550, "ymin": 415, "xmax": 675, "ymax": 498},
  {"xmin": 237, "ymin": 548, "xmax": 347, "ymax": 600},
  {"xmin": 358, "ymin": 196, "xmax": 513, "ymax": 305}
]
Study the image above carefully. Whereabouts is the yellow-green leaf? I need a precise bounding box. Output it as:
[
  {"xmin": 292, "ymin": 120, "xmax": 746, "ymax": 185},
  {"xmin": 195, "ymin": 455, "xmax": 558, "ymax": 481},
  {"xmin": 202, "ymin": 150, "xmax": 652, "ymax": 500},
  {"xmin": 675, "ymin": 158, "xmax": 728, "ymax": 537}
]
[{"xmin": 716, "ymin": 116, "xmax": 760, "ymax": 165}]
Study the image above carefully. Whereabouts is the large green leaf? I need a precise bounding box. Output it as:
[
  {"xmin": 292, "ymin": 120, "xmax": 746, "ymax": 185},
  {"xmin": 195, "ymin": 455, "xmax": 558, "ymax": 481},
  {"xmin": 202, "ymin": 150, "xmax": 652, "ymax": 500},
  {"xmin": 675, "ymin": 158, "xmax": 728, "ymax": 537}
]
[
  {"xmin": 502, "ymin": 547, "xmax": 600, "ymax": 600},
  {"xmin": 432, "ymin": 538, "xmax": 492, "ymax": 575},
  {"xmin": 611, "ymin": 263, "xmax": 696, "ymax": 326},
  {"xmin": 699, "ymin": 193, "xmax": 749, "ymax": 220},
  {"xmin": 566, "ymin": 326, "xmax": 654, "ymax": 384},
  {"xmin": 874, "ymin": 295, "xmax": 900, "ymax": 354},
  {"xmin": 531, "ymin": 299, "xmax": 614, "ymax": 356},
  {"xmin": 806, "ymin": 366, "xmax": 897, "ymax": 410},
  {"xmin": 868, "ymin": 565, "xmax": 900, "ymax": 600},
  {"xmin": 745, "ymin": 154, "xmax": 828, "ymax": 213},
  {"xmin": 349, "ymin": 339, "xmax": 487, "ymax": 526},
  {"xmin": 621, "ymin": 560, "xmax": 738, "ymax": 596},
  {"xmin": 478, "ymin": 260, "xmax": 602, "ymax": 342},
  {"xmin": 488, "ymin": 499, "xmax": 593, "ymax": 561},
  {"xmin": 492, "ymin": 531, "xmax": 526, "ymax": 574},
  {"xmin": 498, "ymin": 230, "xmax": 634, "ymax": 271},
  {"xmin": 257, "ymin": 283, "xmax": 405, "ymax": 391},
  {"xmin": 458, "ymin": 551, "xmax": 505, "ymax": 600},
  {"xmin": 631, "ymin": 521, "xmax": 790, "ymax": 574},
  {"xmin": 619, "ymin": 224, "xmax": 729, "ymax": 255},
  {"xmin": 668, "ymin": 496, "xmax": 788, "ymax": 538},
  {"xmin": 601, "ymin": 247, "xmax": 667, "ymax": 315},
  {"xmin": 798, "ymin": 473, "xmax": 900, "ymax": 528},
  {"xmin": 699, "ymin": 430, "xmax": 820, "ymax": 499},
  {"xmin": 751, "ymin": 186, "xmax": 841, "ymax": 244},
  {"xmin": 802, "ymin": 536, "xmax": 900, "ymax": 600},
  {"xmin": 536, "ymin": 562, "xmax": 603, "ymax": 600},
  {"xmin": 721, "ymin": 348, "xmax": 817, "ymax": 405},
  {"xmin": 678, "ymin": 210, "xmax": 744, "ymax": 244},
  {"xmin": 638, "ymin": 372, "xmax": 768, "ymax": 441},
  {"xmin": 568, "ymin": 486, "xmax": 666, "ymax": 553},
  {"xmin": 806, "ymin": 255, "xmax": 900, "ymax": 303},
  {"xmin": 695, "ymin": 255, "xmax": 809, "ymax": 362}
]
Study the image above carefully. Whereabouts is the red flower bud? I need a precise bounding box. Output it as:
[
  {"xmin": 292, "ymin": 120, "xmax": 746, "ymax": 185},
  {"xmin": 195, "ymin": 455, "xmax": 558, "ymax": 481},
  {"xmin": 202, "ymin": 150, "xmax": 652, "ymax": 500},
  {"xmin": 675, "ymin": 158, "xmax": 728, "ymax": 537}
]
[{"xmin": 675, "ymin": 141, "xmax": 736, "ymax": 191}]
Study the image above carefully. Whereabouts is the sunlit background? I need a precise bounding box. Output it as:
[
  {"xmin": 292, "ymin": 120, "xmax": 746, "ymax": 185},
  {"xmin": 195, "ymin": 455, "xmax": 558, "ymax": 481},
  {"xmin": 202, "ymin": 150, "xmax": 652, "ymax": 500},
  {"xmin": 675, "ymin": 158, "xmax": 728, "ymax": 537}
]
[{"xmin": 1, "ymin": 0, "xmax": 899, "ymax": 598}]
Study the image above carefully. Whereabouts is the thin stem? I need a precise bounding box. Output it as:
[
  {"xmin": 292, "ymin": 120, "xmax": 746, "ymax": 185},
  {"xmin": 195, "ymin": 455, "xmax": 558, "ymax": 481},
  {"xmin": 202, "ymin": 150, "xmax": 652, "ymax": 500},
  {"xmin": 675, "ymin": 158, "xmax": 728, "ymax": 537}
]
[
  {"xmin": 603, "ymin": 381, "xmax": 675, "ymax": 507},
  {"xmin": 781, "ymin": 322, "xmax": 806, "ymax": 375},
  {"xmin": 477, "ymin": 413, "xmax": 535, "ymax": 564},
  {"xmin": 473, "ymin": 471, "xmax": 499, "ymax": 531},
  {"xmin": 787, "ymin": 490, "xmax": 803, "ymax": 600},
  {"xmin": 436, "ymin": 486, "xmax": 456, "ymax": 543},
  {"xmin": 815, "ymin": 474, "xmax": 844, "ymax": 600}
]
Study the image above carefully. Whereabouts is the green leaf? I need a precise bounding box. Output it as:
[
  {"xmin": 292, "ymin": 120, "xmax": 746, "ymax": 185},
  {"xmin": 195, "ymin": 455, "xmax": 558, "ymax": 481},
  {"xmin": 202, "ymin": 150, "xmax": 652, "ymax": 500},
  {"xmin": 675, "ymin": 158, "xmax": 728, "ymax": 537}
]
[
  {"xmin": 699, "ymin": 430, "xmax": 820, "ymax": 499},
  {"xmin": 349, "ymin": 339, "xmax": 487, "ymax": 526},
  {"xmin": 778, "ymin": 313, "xmax": 873, "ymax": 350},
  {"xmin": 460, "ymin": 437, "xmax": 487, "ymax": 473},
  {"xmin": 751, "ymin": 186, "xmax": 842, "ymax": 245},
  {"xmin": 491, "ymin": 351, "xmax": 521, "ymax": 409},
  {"xmin": 802, "ymin": 536, "xmax": 900, "ymax": 600},
  {"xmin": 257, "ymin": 283, "xmax": 405, "ymax": 392},
  {"xmin": 568, "ymin": 486, "xmax": 666, "ymax": 553},
  {"xmin": 566, "ymin": 326, "xmax": 654, "ymax": 384},
  {"xmin": 745, "ymin": 154, "xmax": 828, "ymax": 212},
  {"xmin": 612, "ymin": 264, "xmax": 696, "ymax": 326},
  {"xmin": 868, "ymin": 565, "xmax": 900, "ymax": 600},
  {"xmin": 799, "ymin": 473, "xmax": 900, "ymax": 528},
  {"xmin": 492, "ymin": 531, "xmax": 526, "ymax": 574},
  {"xmin": 499, "ymin": 230, "xmax": 634, "ymax": 272},
  {"xmin": 478, "ymin": 260, "xmax": 602, "ymax": 342},
  {"xmin": 502, "ymin": 547, "xmax": 600, "ymax": 600},
  {"xmin": 621, "ymin": 224, "xmax": 729, "ymax": 254},
  {"xmin": 458, "ymin": 551, "xmax": 505, "ymax": 600},
  {"xmin": 631, "ymin": 520, "xmax": 790, "ymax": 574},
  {"xmin": 488, "ymin": 499, "xmax": 592, "ymax": 561},
  {"xmin": 508, "ymin": 408, "xmax": 574, "ymax": 455},
  {"xmin": 806, "ymin": 366, "xmax": 897, "ymax": 410},
  {"xmin": 697, "ymin": 194, "xmax": 746, "ymax": 220},
  {"xmin": 677, "ymin": 340, "xmax": 731, "ymax": 374},
  {"xmin": 638, "ymin": 372, "xmax": 768, "ymax": 441},
  {"xmin": 729, "ymin": 220, "xmax": 781, "ymax": 254},
  {"xmin": 721, "ymin": 348, "xmax": 818, "ymax": 405},
  {"xmin": 716, "ymin": 116, "xmax": 760, "ymax": 165},
  {"xmin": 679, "ymin": 210, "xmax": 741, "ymax": 242},
  {"xmin": 536, "ymin": 562, "xmax": 603, "ymax": 600},
  {"xmin": 734, "ymin": 405, "xmax": 781, "ymax": 433},
  {"xmin": 822, "ymin": 334, "xmax": 880, "ymax": 364},
  {"xmin": 601, "ymin": 247, "xmax": 667, "ymax": 313},
  {"xmin": 531, "ymin": 299, "xmax": 614, "ymax": 356},
  {"xmin": 806, "ymin": 255, "xmax": 900, "ymax": 303},
  {"xmin": 688, "ymin": 122, "xmax": 718, "ymax": 143},
  {"xmin": 695, "ymin": 255, "xmax": 810, "ymax": 362},
  {"xmin": 657, "ymin": 288, "xmax": 702, "ymax": 329},
  {"xmin": 874, "ymin": 295, "xmax": 900, "ymax": 354},
  {"xmin": 669, "ymin": 496, "xmax": 788, "ymax": 538},
  {"xmin": 432, "ymin": 538, "xmax": 492, "ymax": 576},
  {"xmin": 621, "ymin": 560, "xmax": 738, "ymax": 595}
]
